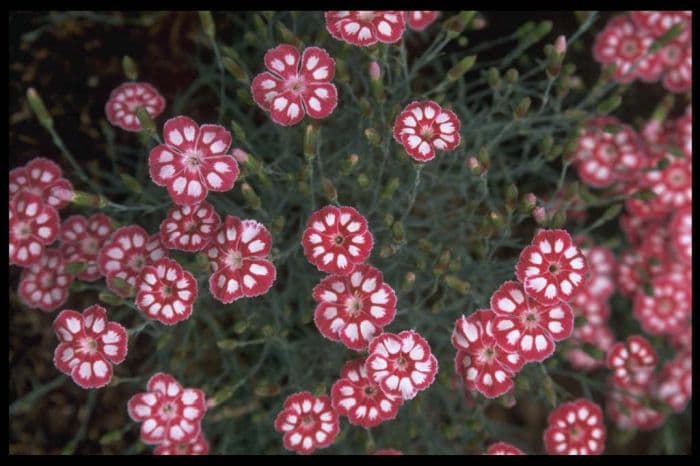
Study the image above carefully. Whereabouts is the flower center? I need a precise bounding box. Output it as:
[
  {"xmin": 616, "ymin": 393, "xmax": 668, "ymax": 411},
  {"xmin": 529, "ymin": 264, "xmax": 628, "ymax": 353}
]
[
  {"xmin": 39, "ymin": 272, "xmax": 54, "ymax": 288},
  {"xmin": 621, "ymin": 38, "xmax": 639, "ymax": 58},
  {"xmin": 185, "ymin": 151, "xmax": 202, "ymax": 169},
  {"xmin": 162, "ymin": 285, "xmax": 173, "ymax": 298},
  {"xmin": 364, "ymin": 385, "xmax": 376, "ymax": 397},
  {"xmin": 357, "ymin": 11, "xmax": 375, "ymax": 22},
  {"xmin": 82, "ymin": 237, "xmax": 99, "ymax": 255},
  {"xmin": 15, "ymin": 221, "xmax": 31, "ymax": 239},
  {"xmin": 80, "ymin": 336, "xmax": 98, "ymax": 354},
  {"xmin": 419, "ymin": 124, "xmax": 434, "ymax": 140},
  {"xmin": 569, "ymin": 425, "xmax": 583, "ymax": 442},
  {"xmin": 657, "ymin": 296, "xmax": 674, "ymax": 315},
  {"xmin": 395, "ymin": 355, "xmax": 409, "ymax": 371},
  {"xmin": 226, "ymin": 251, "xmax": 244, "ymax": 270},
  {"xmin": 286, "ymin": 76, "xmax": 307, "ymax": 95},
  {"xmin": 130, "ymin": 255, "xmax": 145, "ymax": 270},
  {"xmin": 478, "ymin": 345, "xmax": 497, "ymax": 364},
  {"xmin": 666, "ymin": 167, "xmax": 687, "ymax": 189},
  {"xmin": 548, "ymin": 263, "xmax": 559, "ymax": 274},
  {"xmin": 597, "ymin": 143, "xmax": 617, "ymax": 162},
  {"xmin": 185, "ymin": 221, "xmax": 198, "ymax": 232},
  {"xmin": 301, "ymin": 414, "xmax": 314, "ymax": 428},
  {"xmin": 333, "ymin": 234, "xmax": 344, "ymax": 245},
  {"xmin": 160, "ymin": 402, "xmax": 177, "ymax": 420},
  {"xmin": 344, "ymin": 295, "xmax": 363, "ymax": 317}
]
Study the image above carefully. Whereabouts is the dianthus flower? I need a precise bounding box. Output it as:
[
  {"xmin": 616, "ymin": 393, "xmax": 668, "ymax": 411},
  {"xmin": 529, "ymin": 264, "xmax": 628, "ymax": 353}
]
[
  {"xmin": 105, "ymin": 82, "xmax": 166, "ymax": 132},
  {"xmin": 136, "ymin": 257, "xmax": 198, "ymax": 325},
  {"xmin": 273, "ymin": 391, "xmax": 339, "ymax": 455},
  {"xmin": 159, "ymin": 202, "xmax": 221, "ymax": 252},
  {"xmin": 485, "ymin": 442, "xmax": 525, "ymax": 455},
  {"xmin": 18, "ymin": 249, "xmax": 74, "ymax": 312},
  {"xmin": 392, "ymin": 100, "xmax": 461, "ymax": 162},
  {"xmin": 325, "ymin": 11, "xmax": 405, "ymax": 47},
  {"xmin": 655, "ymin": 350, "xmax": 692, "ymax": 413},
  {"xmin": 404, "ymin": 11, "xmax": 438, "ymax": 31},
  {"xmin": 543, "ymin": 399, "xmax": 606, "ymax": 455},
  {"xmin": 60, "ymin": 213, "xmax": 114, "ymax": 281},
  {"xmin": 633, "ymin": 276, "xmax": 691, "ymax": 336},
  {"xmin": 153, "ymin": 432, "xmax": 209, "ymax": 455},
  {"xmin": 9, "ymin": 157, "xmax": 74, "ymax": 210},
  {"xmin": 606, "ymin": 335, "xmax": 658, "ymax": 389},
  {"xmin": 9, "ymin": 192, "xmax": 60, "ymax": 267}
]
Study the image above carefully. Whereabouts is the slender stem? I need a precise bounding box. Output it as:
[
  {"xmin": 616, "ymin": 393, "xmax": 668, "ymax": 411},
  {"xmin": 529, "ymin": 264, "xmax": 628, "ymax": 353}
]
[
  {"xmin": 401, "ymin": 163, "xmax": 424, "ymax": 224},
  {"xmin": 210, "ymin": 38, "xmax": 226, "ymax": 121},
  {"xmin": 46, "ymin": 124, "xmax": 101, "ymax": 194},
  {"xmin": 9, "ymin": 376, "xmax": 66, "ymax": 416}
]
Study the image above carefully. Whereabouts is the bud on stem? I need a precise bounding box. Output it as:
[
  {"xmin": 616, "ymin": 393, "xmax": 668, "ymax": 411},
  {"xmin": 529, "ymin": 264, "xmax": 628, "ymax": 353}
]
[
  {"xmin": 71, "ymin": 190, "xmax": 108, "ymax": 208},
  {"xmin": 241, "ymin": 183, "xmax": 262, "ymax": 210},
  {"xmin": 222, "ymin": 57, "xmax": 249, "ymax": 84},
  {"xmin": 135, "ymin": 107, "xmax": 156, "ymax": 136},
  {"xmin": 122, "ymin": 55, "xmax": 138, "ymax": 80},
  {"xmin": 303, "ymin": 124, "xmax": 318, "ymax": 160},
  {"xmin": 198, "ymin": 11, "xmax": 216, "ymax": 40},
  {"xmin": 27, "ymin": 88, "xmax": 53, "ymax": 129},
  {"xmin": 447, "ymin": 55, "xmax": 477, "ymax": 82},
  {"xmin": 369, "ymin": 61, "xmax": 385, "ymax": 102}
]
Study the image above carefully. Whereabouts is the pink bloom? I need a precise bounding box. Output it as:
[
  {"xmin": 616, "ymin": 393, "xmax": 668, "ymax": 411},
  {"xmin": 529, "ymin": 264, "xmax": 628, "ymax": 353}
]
[
  {"xmin": 655, "ymin": 350, "xmax": 692, "ymax": 413},
  {"xmin": 325, "ymin": 11, "xmax": 406, "ymax": 47},
  {"xmin": 485, "ymin": 442, "xmax": 525, "ymax": 455},
  {"xmin": 251, "ymin": 44, "xmax": 338, "ymax": 126},
  {"xmin": 301, "ymin": 205, "xmax": 373, "ymax": 275},
  {"xmin": 331, "ymin": 358, "xmax": 402, "ymax": 428},
  {"xmin": 153, "ymin": 432, "xmax": 209, "ymax": 455},
  {"xmin": 565, "ymin": 323, "xmax": 615, "ymax": 372},
  {"xmin": 606, "ymin": 335, "xmax": 658, "ymax": 389},
  {"xmin": 312, "ymin": 264, "xmax": 396, "ymax": 350},
  {"xmin": 60, "ymin": 213, "xmax": 114, "ymax": 281},
  {"xmin": 375, "ymin": 449, "xmax": 402, "ymax": 455},
  {"xmin": 9, "ymin": 157, "xmax": 74, "ymax": 210},
  {"xmin": 490, "ymin": 281, "xmax": 574, "ymax": 362},
  {"xmin": 593, "ymin": 16, "xmax": 662, "ymax": 83},
  {"xmin": 675, "ymin": 105, "xmax": 692, "ymax": 158},
  {"xmin": 18, "ymin": 249, "xmax": 74, "ymax": 312},
  {"xmin": 148, "ymin": 116, "xmax": 239, "ymax": 206},
  {"xmin": 392, "ymin": 100, "xmax": 461, "ymax": 162},
  {"xmin": 97, "ymin": 225, "xmax": 168, "ymax": 298},
  {"xmin": 52, "ymin": 305, "xmax": 128, "ymax": 389},
  {"xmin": 128, "ymin": 373, "xmax": 207, "ymax": 445},
  {"xmin": 136, "ymin": 257, "xmax": 198, "ymax": 325},
  {"xmin": 661, "ymin": 49, "xmax": 691, "ymax": 93},
  {"xmin": 543, "ymin": 399, "xmax": 606, "ymax": 455},
  {"xmin": 366, "ymin": 330, "xmax": 438, "ymax": 400},
  {"xmin": 159, "ymin": 202, "xmax": 221, "ymax": 252},
  {"xmin": 515, "ymin": 229, "xmax": 588, "ymax": 306},
  {"xmin": 206, "ymin": 215, "xmax": 276, "ymax": 303},
  {"xmin": 576, "ymin": 245, "xmax": 616, "ymax": 301},
  {"xmin": 643, "ymin": 156, "xmax": 692, "ymax": 212},
  {"xmin": 273, "ymin": 391, "xmax": 339, "ymax": 455},
  {"xmin": 9, "ymin": 192, "xmax": 60, "ymax": 267},
  {"xmin": 105, "ymin": 82, "xmax": 166, "ymax": 132},
  {"xmin": 554, "ymin": 35, "xmax": 567, "ymax": 55},
  {"xmin": 452, "ymin": 310, "xmax": 525, "ymax": 399},
  {"xmin": 606, "ymin": 383, "xmax": 666, "ymax": 431},
  {"xmin": 633, "ymin": 276, "xmax": 691, "ymax": 336},
  {"xmin": 630, "ymin": 11, "xmax": 692, "ymax": 37},
  {"xmin": 404, "ymin": 11, "xmax": 439, "ymax": 31}
]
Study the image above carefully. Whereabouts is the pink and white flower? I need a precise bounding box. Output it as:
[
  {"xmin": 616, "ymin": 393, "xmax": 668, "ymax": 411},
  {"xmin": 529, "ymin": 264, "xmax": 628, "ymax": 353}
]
[
  {"xmin": 159, "ymin": 202, "xmax": 221, "ymax": 252},
  {"xmin": 251, "ymin": 44, "xmax": 338, "ymax": 126},
  {"xmin": 606, "ymin": 335, "xmax": 658, "ymax": 389},
  {"xmin": 655, "ymin": 350, "xmax": 691, "ymax": 413},
  {"xmin": 392, "ymin": 100, "xmax": 461, "ymax": 162},
  {"xmin": 135, "ymin": 258, "xmax": 198, "ymax": 325},
  {"xmin": 273, "ymin": 391, "xmax": 339, "ymax": 455},
  {"xmin": 9, "ymin": 157, "xmax": 74, "ymax": 210},
  {"xmin": 515, "ymin": 229, "xmax": 588, "ymax": 305},
  {"xmin": 485, "ymin": 442, "xmax": 525, "ymax": 455},
  {"xmin": 105, "ymin": 82, "xmax": 166, "ymax": 132},
  {"xmin": 206, "ymin": 215, "xmax": 276, "ymax": 303},
  {"xmin": 543, "ymin": 399, "xmax": 606, "ymax": 455},
  {"xmin": 313, "ymin": 264, "xmax": 396, "ymax": 350},
  {"xmin": 52, "ymin": 305, "xmax": 128, "ymax": 389},
  {"xmin": 670, "ymin": 206, "xmax": 691, "ymax": 264},
  {"xmin": 60, "ymin": 213, "xmax": 114, "ymax": 281},
  {"xmin": 633, "ymin": 276, "xmax": 691, "ymax": 336},
  {"xmin": 404, "ymin": 11, "xmax": 439, "ymax": 31},
  {"xmin": 128, "ymin": 373, "xmax": 207, "ymax": 445},
  {"xmin": 331, "ymin": 358, "xmax": 402, "ymax": 428},
  {"xmin": 325, "ymin": 11, "xmax": 406, "ymax": 47},
  {"xmin": 153, "ymin": 432, "xmax": 209, "ymax": 455},
  {"xmin": 97, "ymin": 225, "xmax": 167, "ymax": 297},
  {"xmin": 9, "ymin": 192, "xmax": 60, "ymax": 267},
  {"xmin": 148, "ymin": 116, "xmax": 239, "ymax": 206},
  {"xmin": 18, "ymin": 249, "xmax": 74, "ymax": 312},
  {"xmin": 301, "ymin": 205, "xmax": 373, "ymax": 275},
  {"xmin": 606, "ymin": 383, "xmax": 666, "ymax": 431},
  {"xmin": 366, "ymin": 330, "xmax": 438, "ymax": 400}
]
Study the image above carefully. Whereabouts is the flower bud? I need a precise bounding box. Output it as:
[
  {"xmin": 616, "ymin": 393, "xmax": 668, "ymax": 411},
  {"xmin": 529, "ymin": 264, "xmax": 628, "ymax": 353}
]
[
  {"xmin": 467, "ymin": 156, "xmax": 483, "ymax": 176},
  {"xmin": 381, "ymin": 177, "xmax": 400, "ymax": 200},
  {"xmin": 122, "ymin": 55, "xmax": 138, "ymax": 80},
  {"xmin": 402, "ymin": 272, "xmax": 416, "ymax": 292},
  {"xmin": 27, "ymin": 87, "xmax": 53, "ymax": 129},
  {"xmin": 514, "ymin": 97, "xmax": 531, "ymax": 119},
  {"xmin": 505, "ymin": 68, "xmax": 519, "ymax": 84},
  {"xmin": 554, "ymin": 35, "xmax": 567, "ymax": 55},
  {"xmin": 341, "ymin": 153, "xmax": 359, "ymax": 175},
  {"xmin": 391, "ymin": 221, "xmax": 405, "ymax": 243},
  {"xmin": 445, "ymin": 275, "xmax": 470, "ymax": 295},
  {"xmin": 369, "ymin": 61, "xmax": 386, "ymax": 102},
  {"xmin": 135, "ymin": 106, "xmax": 156, "ymax": 135},
  {"xmin": 222, "ymin": 56, "xmax": 249, "ymax": 84},
  {"xmin": 486, "ymin": 67, "xmax": 501, "ymax": 89},
  {"xmin": 71, "ymin": 190, "xmax": 107, "ymax": 208},
  {"xmin": 533, "ymin": 206, "xmax": 547, "ymax": 224},
  {"xmin": 357, "ymin": 173, "xmax": 370, "ymax": 188},
  {"xmin": 321, "ymin": 177, "xmax": 337, "ymax": 203},
  {"xmin": 232, "ymin": 148, "xmax": 249, "ymax": 163},
  {"xmin": 241, "ymin": 182, "xmax": 261, "ymax": 210},
  {"xmin": 303, "ymin": 124, "xmax": 318, "ymax": 160},
  {"xmin": 364, "ymin": 128, "xmax": 382, "ymax": 146},
  {"xmin": 447, "ymin": 54, "xmax": 477, "ymax": 82},
  {"xmin": 521, "ymin": 193, "xmax": 537, "ymax": 212},
  {"xmin": 198, "ymin": 11, "xmax": 216, "ymax": 40},
  {"xmin": 597, "ymin": 94, "xmax": 622, "ymax": 115},
  {"xmin": 505, "ymin": 183, "xmax": 519, "ymax": 213}
]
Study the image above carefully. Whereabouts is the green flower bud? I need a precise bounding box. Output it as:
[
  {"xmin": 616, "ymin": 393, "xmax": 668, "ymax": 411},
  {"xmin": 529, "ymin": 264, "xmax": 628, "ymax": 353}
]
[
  {"xmin": 27, "ymin": 87, "xmax": 53, "ymax": 129},
  {"xmin": 198, "ymin": 11, "xmax": 216, "ymax": 40},
  {"xmin": 222, "ymin": 56, "xmax": 249, "ymax": 84},
  {"xmin": 447, "ymin": 55, "xmax": 477, "ymax": 82},
  {"xmin": 122, "ymin": 55, "xmax": 138, "ymax": 80},
  {"xmin": 241, "ymin": 183, "xmax": 261, "ymax": 211}
]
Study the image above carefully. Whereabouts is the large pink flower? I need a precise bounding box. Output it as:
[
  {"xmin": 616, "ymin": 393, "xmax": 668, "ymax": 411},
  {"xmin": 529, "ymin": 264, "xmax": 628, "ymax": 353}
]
[
  {"xmin": 490, "ymin": 281, "xmax": 574, "ymax": 362},
  {"xmin": 452, "ymin": 310, "xmax": 525, "ymax": 399},
  {"xmin": 251, "ymin": 44, "xmax": 338, "ymax": 126},
  {"xmin": 9, "ymin": 157, "xmax": 74, "ymax": 210},
  {"xmin": 515, "ymin": 229, "xmax": 588, "ymax": 306},
  {"xmin": 159, "ymin": 202, "xmax": 221, "ymax": 252},
  {"xmin": 392, "ymin": 100, "xmax": 461, "ymax": 162},
  {"xmin": 365, "ymin": 330, "xmax": 438, "ymax": 400},
  {"xmin": 206, "ymin": 215, "xmax": 276, "ymax": 303},
  {"xmin": 543, "ymin": 399, "xmax": 606, "ymax": 455},
  {"xmin": 52, "ymin": 305, "xmax": 128, "ymax": 389},
  {"xmin": 273, "ymin": 391, "xmax": 339, "ymax": 455},
  {"xmin": 60, "ymin": 213, "xmax": 114, "ymax": 281},
  {"xmin": 127, "ymin": 373, "xmax": 207, "ymax": 445},
  {"xmin": 148, "ymin": 116, "xmax": 239, "ymax": 206},
  {"xmin": 301, "ymin": 205, "xmax": 373, "ymax": 275},
  {"xmin": 97, "ymin": 225, "xmax": 168, "ymax": 297},
  {"xmin": 105, "ymin": 82, "xmax": 166, "ymax": 132},
  {"xmin": 325, "ymin": 11, "xmax": 406, "ymax": 47},
  {"xmin": 18, "ymin": 249, "xmax": 74, "ymax": 312},
  {"xmin": 331, "ymin": 358, "xmax": 402, "ymax": 428},
  {"xmin": 135, "ymin": 257, "xmax": 198, "ymax": 325},
  {"xmin": 312, "ymin": 264, "xmax": 396, "ymax": 350},
  {"xmin": 9, "ymin": 192, "xmax": 60, "ymax": 267}
]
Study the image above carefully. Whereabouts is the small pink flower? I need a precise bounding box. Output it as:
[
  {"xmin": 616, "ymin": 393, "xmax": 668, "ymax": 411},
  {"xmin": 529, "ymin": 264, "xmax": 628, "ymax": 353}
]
[
  {"xmin": 452, "ymin": 310, "xmax": 525, "ymax": 399},
  {"xmin": 18, "ymin": 249, "xmax": 74, "ymax": 312},
  {"xmin": 273, "ymin": 391, "xmax": 339, "ymax": 455},
  {"xmin": 662, "ymin": 48, "xmax": 691, "ymax": 93},
  {"xmin": 312, "ymin": 264, "xmax": 396, "ymax": 350},
  {"xmin": 128, "ymin": 372, "xmax": 207, "ymax": 445},
  {"xmin": 593, "ymin": 16, "xmax": 662, "ymax": 83},
  {"xmin": 325, "ymin": 11, "xmax": 406, "ymax": 47},
  {"xmin": 52, "ymin": 305, "xmax": 128, "ymax": 389},
  {"xmin": 9, "ymin": 192, "xmax": 60, "ymax": 267},
  {"xmin": 606, "ymin": 383, "xmax": 666, "ymax": 431},
  {"xmin": 135, "ymin": 257, "xmax": 198, "ymax": 325},
  {"xmin": 301, "ymin": 205, "xmax": 373, "ymax": 275},
  {"xmin": 576, "ymin": 245, "xmax": 616, "ymax": 300},
  {"xmin": 630, "ymin": 11, "xmax": 692, "ymax": 37},
  {"xmin": 60, "ymin": 213, "xmax": 114, "ymax": 281},
  {"xmin": 148, "ymin": 116, "xmax": 239, "ymax": 206},
  {"xmin": 543, "ymin": 399, "xmax": 606, "ymax": 455},
  {"xmin": 251, "ymin": 44, "xmax": 338, "ymax": 126},
  {"xmin": 515, "ymin": 229, "xmax": 588, "ymax": 306},
  {"xmin": 105, "ymin": 82, "xmax": 166, "ymax": 132},
  {"xmin": 565, "ymin": 323, "xmax": 615, "ymax": 372},
  {"xmin": 404, "ymin": 11, "xmax": 439, "ymax": 31},
  {"xmin": 655, "ymin": 350, "xmax": 691, "ymax": 413},
  {"xmin": 97, "ymin": 225, "xmax": 168, "ymax": 297},
  {"xmin": 606, "ymin": 335, "xmax": 658, "ymax": 389},
  {"xmin": 675, "ymin": 105, "xmax": 692, "ymax": 158},
  {"xmin": 642, "ymin": 156, "xmax": 692, "ymax": 211},
  {"xmin": 9, "ymin": 157, "xmax": 74, "ymax": 210},
  {"xmin": 366, "ymin": 330, "xmax": 438, "ymax": 400},
  {"xmin": 153, "ymin": 432, "xmax": 209, "ymax": 455},
  {"xmin": 554, "ymin": 35, "xmax": 567, "ymax": 55},
  {"xmin": 392, "ymin": 100, "xmax": 461, "ymax": 162},
  {"xmin": 633, "ymin": 276, "xmax": 691, "ymax": 336},
  {"xmin": 490, "ymin": 281, "xmax": 574, "ymax": 362},
  {"xmin": 159, "ymin": 202, "xmax": 221, "ymax": 252},
  {"xmin": 331, "ymin": 358, "xmax": 402, "ymax": 428},
  {"xmin": 485, "ymin": 442, "xmax": 525, "ymax": 455},
  {"xmin": 206, "ymin": 215, "xmax": 276, "ymax": 303}
]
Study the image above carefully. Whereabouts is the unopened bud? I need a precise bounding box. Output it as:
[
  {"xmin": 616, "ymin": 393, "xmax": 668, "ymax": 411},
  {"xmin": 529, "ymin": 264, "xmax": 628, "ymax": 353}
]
[
  {"xmin": 447, "ymin": 54, "xmax": 477, "ymax": 82},
  {"xmin": 232, "ymin": 148, "xmax": 249, "ymax": 163},
  {"xmin": 222, "ymin": 56, "xmax": 249, "ymax": 83},
  {"xmin": 444, "ymin": 275, "xmax": 470, "ymax": 295},
  {"xmin": 505, "ymin": 183, "xmax": 518, "ymax": 213},
  {"xmin": 381, "ymin": 177, "xmax": 400, "ymax": 200},
  {"xmin": 486, "ymin": 67, "xmax": 501, "ymax": 89},
  {"xmin": 402, "ymin": 272, "xmax": 416, "ymax": 292},
  {"xmin": 467, "ymin": 156, "xmax": 483, "ymax": 176},
  {"xmin": 198, "ymin": 11, "xmax": 216, "ymax": 40},
  {"xmin": 321, "ymin": 177, "xmax": 337, "ymax": 202},
  {"xmin": 514, "ymin": 96, "xmax": 531, "ymax": 118},
  {"xmin": 554, "ymin": 35, "xmax": 567, "ymax": 55},
  {"xmin": 241, "ymin": 183, "xmax": 261, "ymax": 210},
  {"xmin": 122, "ymin": 55, "xmax": 138, "ymax": 80},
  {"xmin": 357, "ymin": 173, "xmax": 370, "ymax": 188},
  {"xmin": 533, "ymin": 20, "xmax": 553, "ymax": 42},
  {"xmin": 521, "ymin": 193, "xmax": 537, "ymax": 212},
  {"xmin": 505, "ymin": 68, "xmax": 519, "ymax": 84},
  {"xmin": 369, "ymin": 61, "xmax": 385, "ymax": 102},
  {"xmin": 533, "ymin": 206, "xmax": 547, "ymax": 224},
  {"xmin": 71, "ymin": 190, "xmax": 107, "ymax": 208},
  {"xmin": 369, "ymin": 61, "xmax": 381, "ymax": 80},
  {"xmin": 342, "ymin": 153, "xmax": 359, "ymax": 174},
  {"xmin": 135, "ymin": 106, "xmax": 156, "ymax": 135},
  {"xmin": 364, "ymin": 128, "xmax": 382, "ymax": 146},
  {"xmin": 359, "ymin": 97, "xmax": 373, "ymax": 117},
  {"xmin": 489, "ymin": 211, "xmax": 504, "ymax": 228},
  {"xmin": 27, "ymin": 88, "xmax": 53, "ymax": 129},
  {"xmin": 550, "ymin": 209, "xmax": 567, "ymax": 228},
  {"xmin": 471, "ymin": 16, "xmax": 487, "ymax": 30},
  {"xmin": 303, "ymin": 124, "xmax": 318, "ymax": 160},
  {"xmin": 391, "ymin": 221, "xmax": 405, "ymax": 243}
]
